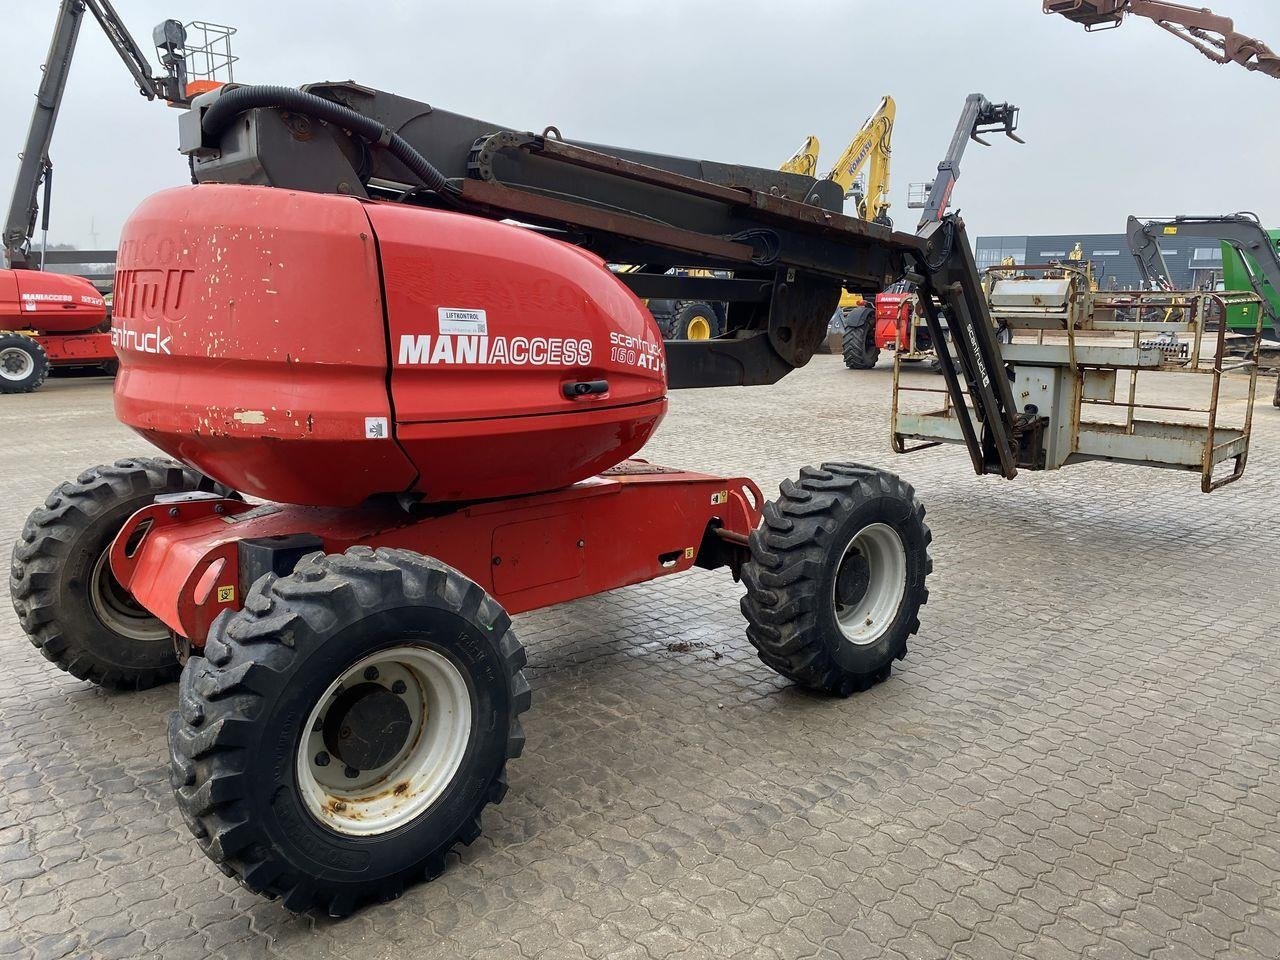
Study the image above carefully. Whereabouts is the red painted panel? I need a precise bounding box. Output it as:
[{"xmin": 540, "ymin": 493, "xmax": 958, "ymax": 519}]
[
  {"xmin": 112, "ymin": 185, "xmax": 417, "ymax": 506},
  {"xmin": 37, "ymin": 332, "xmax": 115, "ymax": 363},
  {"xmin": 2, "ymin": 269, "xmax": 105, "ymax": 334}
]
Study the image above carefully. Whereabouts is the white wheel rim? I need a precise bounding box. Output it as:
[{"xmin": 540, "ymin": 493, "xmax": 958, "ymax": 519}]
[
  {"xmin": 832, "ymin": 523, "xmax": 907, "ymax": 646},
  {"xmin": 297, "ymin": 645, "xmax": 473, "ymax": 836},
  {"xmin": 0, "ymin": 346, "xmax": 34, "ymax": 382}
]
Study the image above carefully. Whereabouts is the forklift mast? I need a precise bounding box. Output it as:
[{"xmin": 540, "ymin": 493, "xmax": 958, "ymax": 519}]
[
  {"xmin": 1126, "ymin": 213, "xmax": 1280, "ymax": 338},
  {"xmin": 3, "ymin": 0, "xmax": 197, "ymax": 269},
  {"xmin": 178, "ymin": 81, "xmax": 1030, "ymax": 477}
]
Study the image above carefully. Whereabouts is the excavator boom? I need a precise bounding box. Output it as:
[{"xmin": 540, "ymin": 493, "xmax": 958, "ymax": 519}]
[
  {"xmin": 780, "ymin": 136, "xmax": 820, "ymax": 179},
  {"xmin": 1126, "ymin": 213, "xmax": 1280, "ymax": 339},
  {"xmin": 1044, "ymin": 1, "xmax": 1280, "ymax": 79},
  {"xmin": 820, "ymin": 95, "xmax": 895, "ymax": 224}
]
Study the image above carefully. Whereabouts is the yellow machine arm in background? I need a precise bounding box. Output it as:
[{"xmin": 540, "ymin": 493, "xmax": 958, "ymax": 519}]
[
  {"xmin": 779, "ymin": 136, "xmax": 820, "ymax": 178},
  {"xmin": 821, "ymin": 95, "xmax": 895, "ymax": 225}
]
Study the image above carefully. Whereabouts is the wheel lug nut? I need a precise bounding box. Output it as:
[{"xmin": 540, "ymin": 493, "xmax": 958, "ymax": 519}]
[
  {"xmin": 314, "ymin": 752, "xmax": 330, "ymax": 767},
  {"xmin": 344, "ymin": 766, "xmax": 359, "ymax": 779},
  {"xmin": 363, "ymin": 666, "xmax": 379, "ymax": 681},
  {"xmin": 391, "ymin": 680, "xmax": 407, "ymax": 695}
]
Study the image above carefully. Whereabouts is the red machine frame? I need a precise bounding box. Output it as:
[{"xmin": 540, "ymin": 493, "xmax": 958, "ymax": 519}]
[
  {"xmin": 34, "ymin": 330, "xmax": 114, "ymax": 363},
  {"xmin": 110, "ymin": 461, "xmax": 763, "ymax": 647}
]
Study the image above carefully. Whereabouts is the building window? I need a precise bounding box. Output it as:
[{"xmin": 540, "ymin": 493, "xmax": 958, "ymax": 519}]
[
  {"xmin": 1039, "ymin": 251, "xmax": 1066, "ymax": 258},
  {"xmin": 1092, "ymin": 250, "xmax": 1121, "ymax": 256}
]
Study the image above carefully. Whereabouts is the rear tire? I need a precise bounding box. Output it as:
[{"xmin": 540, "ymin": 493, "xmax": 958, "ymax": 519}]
[
  {"xmin": 0, "ymin": 333, "xmax": 50, "ymax": 394},
  {"xmin": 741, "ymin": 463, "xmax": 931, "ymax": 696},
  {"xmin": 10, "ymin": 458, "xmax": 235, "ymax": 689},
  {"xmin": 169, "ymin": 547, "xmax": 530, "ymax": 916},
  {"xmin": 841, "ymin": 307, "xmax": 879, "ymax": 369}
]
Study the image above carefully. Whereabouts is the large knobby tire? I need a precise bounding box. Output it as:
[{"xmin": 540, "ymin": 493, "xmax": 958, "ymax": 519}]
[
  {"xmin": 841, "ymin": 307, "xmax": 879, "ymax": 369},
  {"xmin": 10, "ymin": 458, "xmax": 235, "ymax": 689},
  {"xmin": 0, "ymin": 333, "xmax": 50, "ymax": 394},
  {"xmin": 741, "ymin": 463, "xmax": 931, "ymax": 696},
  {"xmin": 666, "ymin": 300, "xmax": 724, "ymax": 340},
  {"xmin": 169, "ymin": 547, "xmax": 530, "ymax": 917}
]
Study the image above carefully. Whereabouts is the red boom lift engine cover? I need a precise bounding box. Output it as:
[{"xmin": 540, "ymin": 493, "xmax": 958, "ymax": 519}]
[
  {"xmin": 0, "ymin": 268, "xmax": 106, "ymax": 334},
  {"xmin": 113, "ymin": 185, "xmax": 667, "ymax": 506}
]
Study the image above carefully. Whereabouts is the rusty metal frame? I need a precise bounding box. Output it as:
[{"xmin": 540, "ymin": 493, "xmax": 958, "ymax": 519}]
[{"xmin": 892, "ymin": 264, "xmax": 1264, "ymax": 491}]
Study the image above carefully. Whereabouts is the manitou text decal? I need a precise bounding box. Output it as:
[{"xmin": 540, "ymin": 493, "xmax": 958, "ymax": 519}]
[
  {"xmin": 397, "ymin": 335, "xmax": 593, "ymax": 366},
  {"xmin": 112, "ymin": 323, "xmax": 172, "ymax": 355}
]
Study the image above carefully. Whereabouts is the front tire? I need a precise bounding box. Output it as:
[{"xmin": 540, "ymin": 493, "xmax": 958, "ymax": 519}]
[
  {"xmin": 10, "ymin": 458, "xmax": 234, "ymax": 689},
  {"xmin": 0, "ymin": 333, "xmax": 50, "ymax": 394},
  {"xmin": 841, "ymin": 307, "xmax": 879, "ymax": 369},
  {"xmin": 169, "ymin": 547, "xmax": 530, "ymax": 916},
  {"xmin": 741, "ymin": 463, "xmax": 931, "ymax": 696}
]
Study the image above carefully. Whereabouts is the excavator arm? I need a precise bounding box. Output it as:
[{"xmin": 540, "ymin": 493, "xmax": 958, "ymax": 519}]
[
  {"xmin": 820, "ymin": 95, "xmax": 895, "ymax": 225},
  {"xmin": 1126, "ymin": 213, "xmax": 1280, "ymax": 338},
  {"xmin": 1044, "ymin": 1, "xmax": 1280, "ymax": 79},
  {"xmin": 779, "ymin": 136, "xmax": 820, "ymax": 179}
]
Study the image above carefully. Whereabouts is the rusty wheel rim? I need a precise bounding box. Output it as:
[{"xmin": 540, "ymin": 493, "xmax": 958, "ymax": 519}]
[{"xmin": 298, "ymin": 645, "xmax": 473, "ymax": 836}]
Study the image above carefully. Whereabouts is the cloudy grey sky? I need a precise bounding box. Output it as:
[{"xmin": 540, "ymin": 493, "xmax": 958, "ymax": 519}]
[{"xmin": 3, "ymin": 0, "xmax": 1279, "ymax": 249}]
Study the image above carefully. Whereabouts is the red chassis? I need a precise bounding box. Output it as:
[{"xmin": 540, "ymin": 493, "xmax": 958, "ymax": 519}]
[
  {"xmin": 110, "ymin": 461, "xmax": 763, "ymax": 648},
  {"xmin": 37, "ymin": 330, "xmax": 114, "ymax": 363}
]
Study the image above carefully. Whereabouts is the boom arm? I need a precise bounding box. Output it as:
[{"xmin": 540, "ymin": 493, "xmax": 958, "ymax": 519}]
[
  {"xmin": 915, "ymin": 94, "xmax": 1023, "ymax": 229},
  {"xmin": 1044, "ymin": 1, "xmax": 1280, "ymax": 79},
  {"xmin": 177, "ymin": 80, "xmax": 1030, "ymax": 476},
  {"xmin": 1126, "ymin": 213, "xmax": 1280, "ymax": 337},
  {"xmin": 779, "ymin": 136, "xmax": 820, "ymax": 179},
  {"xmin": 3, "ymin": 0, "xmax": 191, "ymax": 268},
  {"xmin": 821, "ymin": 95, "xmax": 895, "ymax": 225}
]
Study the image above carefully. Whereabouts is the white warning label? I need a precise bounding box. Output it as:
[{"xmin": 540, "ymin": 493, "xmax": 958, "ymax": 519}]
[{"xmin": 438, "ymin": 307, "xmax": 487, "ymax": 336}]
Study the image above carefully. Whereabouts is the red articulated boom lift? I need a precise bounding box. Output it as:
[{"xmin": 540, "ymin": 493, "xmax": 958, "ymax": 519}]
[
  {"xmin": 1, "ymin": 1, "xmax": 232, "ymax": 393},
  {"xmin": 11, "ymin": 81, "xmax": 1033, "ymax": 915}
]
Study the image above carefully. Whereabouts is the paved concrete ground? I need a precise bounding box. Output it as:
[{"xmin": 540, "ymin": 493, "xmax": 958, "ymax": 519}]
[{"xmin": 1, "ymin": 361, "xmax": 1278, "ymax": 960}]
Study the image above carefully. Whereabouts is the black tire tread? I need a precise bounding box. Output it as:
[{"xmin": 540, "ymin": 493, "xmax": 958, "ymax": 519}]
[
  {"xmin": 841, "ymin": 308, "xmax": 879, "ymax": 369},
  {"xmin": 169, "ymin": 546, "xmax": 529, "ymax": 916},
  {"xmin": 740, "ymin": 462, "xmax": 931, "ymax": 696},
  {"xmin": 10, "ymin": 457, "xmax": 233, "ymax": 689}
]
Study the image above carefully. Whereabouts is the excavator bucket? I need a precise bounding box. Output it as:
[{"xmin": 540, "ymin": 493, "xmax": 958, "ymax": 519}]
[{"xmin": 1043, "ymin": 1, "xmax": 1126, "ymax": 29}]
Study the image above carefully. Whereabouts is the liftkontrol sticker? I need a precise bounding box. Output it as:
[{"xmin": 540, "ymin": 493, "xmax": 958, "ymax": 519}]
[{"xmin": 438, "ymin": 307, "xmax": 488, "ymax": 336}]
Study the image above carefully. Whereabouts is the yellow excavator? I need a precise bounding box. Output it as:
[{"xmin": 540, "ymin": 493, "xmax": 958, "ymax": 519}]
[
  {"xmin": 824, "ymin": 96, "xmax": 896, "ymax": 327},
  {"xmin": 779, "ymin": 136, "xmax": 820, "ymax": 179},
  {"xmin": 652, "ymin": 97, "xmax": 896, "ymax": 340},
  {"xmin": 822, "ymin": 94, "xmax": 895, "ymax": 226}
]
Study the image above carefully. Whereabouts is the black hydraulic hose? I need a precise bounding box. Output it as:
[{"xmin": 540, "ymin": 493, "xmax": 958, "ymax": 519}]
[{"xmin": 200, "ymin": 84, "xmax": 455, "ymax": 196}]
